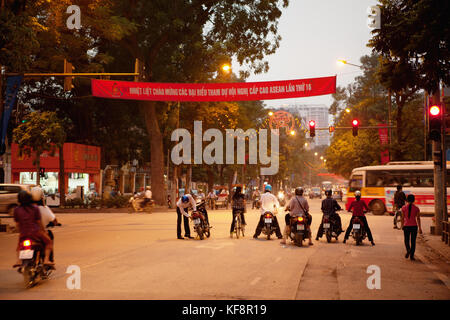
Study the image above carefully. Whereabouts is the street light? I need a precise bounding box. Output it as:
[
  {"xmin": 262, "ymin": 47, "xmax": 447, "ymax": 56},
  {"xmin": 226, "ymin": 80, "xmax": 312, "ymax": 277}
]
[
  {"xmin": 221, "ymin": 63, "xmax": 231, "ymax": 73},
  {"xmin": 337, "ymin": 59, "xmax": 362, "ymax": 68}
]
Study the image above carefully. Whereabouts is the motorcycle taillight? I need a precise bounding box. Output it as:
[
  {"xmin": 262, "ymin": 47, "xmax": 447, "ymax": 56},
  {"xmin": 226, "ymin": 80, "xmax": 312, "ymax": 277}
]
[{"xmin": 23, "ymin": 239, "xmax": 32, "ymax": 249}]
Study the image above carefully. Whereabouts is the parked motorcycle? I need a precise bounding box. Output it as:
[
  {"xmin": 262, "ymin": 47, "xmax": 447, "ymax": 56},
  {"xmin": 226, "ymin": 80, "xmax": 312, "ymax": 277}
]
[
  {"xmin": 323, "ymin": 213, "xmax": 342, "ymax": 243},
  {"xmin": 351, "ymin": 216, "xmax": 367, "ymax": 245},
  {"xmin": 128, "ymin": 195, "xmax": 154, "ymax": 213},
  {"xmin": 261, "ymin": 211, "xmax": 276, "ymax": 240},
  {"xmin": 191, "ymin": 200, "xmax": 211, "ymax": 240},
  {"xmin": 289, "ymin": 215, "xmax": 310, "ymax": 247},
  {"xmin": 16, "ymin": 231, "xmax": 55, "ymax": 288}
]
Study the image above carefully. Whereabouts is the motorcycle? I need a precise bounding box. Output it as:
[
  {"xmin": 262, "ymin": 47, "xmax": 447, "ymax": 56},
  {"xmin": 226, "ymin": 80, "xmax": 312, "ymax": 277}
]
[
  {"xmin": 16, "ymin": 231, "xmax": 55, "ymax": 288},
  {"xmin": 323, "ymin": 212, "xmax": 342, "ymax": 243},
  {"xmin": 289, "ymin": 215, "xmax": 310, "ymax": 247},
  {"xmin": 128, "ymin": 195, "xmax": 154, "ymax": 213},
  {"xmin": 261, "ymin": 211, "xmax": 277, "ymax": 240},
  {"xmin": 252, "ymin": 196, "xmax": 261, "ymax": 209},
  {"xmin": 351, "ymin": 216, "xmax": 367, "ymax": 245},
  {"xmin": 191, "ymin": 200, "xmax": 211, "ymax": 240}
]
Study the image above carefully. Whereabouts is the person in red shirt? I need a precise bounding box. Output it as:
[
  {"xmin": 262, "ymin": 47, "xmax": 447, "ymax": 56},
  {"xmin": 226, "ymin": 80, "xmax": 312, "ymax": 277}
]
[
  {"xmin": 343, "ymin": 191, "xmax": 375, "ymax": 245},
  {"xmin": 401, "ymin": 194, "xmax": 422, "ymax": 261},
  {"xmin": 13, "ymin": 190, "xmax": 54, "ymax": 268}
]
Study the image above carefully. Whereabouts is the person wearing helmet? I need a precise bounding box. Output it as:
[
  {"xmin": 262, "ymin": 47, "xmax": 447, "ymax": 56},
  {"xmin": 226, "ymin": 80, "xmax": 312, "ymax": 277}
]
[
  {"xmin": 315, "ymin": 189, "xmax": 343, "ymax": 241},
  {"xmin": 343, "ymin": 190, "xmax": 375, "ymax": 245},
  {"xmin": 282, "ymin": 187, "xmax": 313, "ymax": 245},
  {"xmin": 13, "ymin": 190, "xmax": 54, "ymax": 268},
  {"xmin": 176, "ymin": 194, "xmax": 196, "ymax": 239},
  {"xmin": 393, "ymin": 185, "xmax": 406, "ymax": 229},
  {"xmin": 252, "ymin": 184, "xmax": 283, "ymax": 239}
]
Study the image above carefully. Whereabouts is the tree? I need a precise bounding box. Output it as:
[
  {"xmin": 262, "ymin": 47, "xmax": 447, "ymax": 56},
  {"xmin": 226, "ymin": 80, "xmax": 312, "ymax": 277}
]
[
  {"xmin": 325, "ymin": 54, "xmax": 425, "ymax": 177},
  {"xmin": 101, "ymin": 0, "xmax": 289, "ymax": 205},
  {"xmin": 368, "ymin": 0, "xmax": 450, "ymax": 96},
  {"xmin": 13, "ymin": 111, "xmax": 66, "ymax": 186}
]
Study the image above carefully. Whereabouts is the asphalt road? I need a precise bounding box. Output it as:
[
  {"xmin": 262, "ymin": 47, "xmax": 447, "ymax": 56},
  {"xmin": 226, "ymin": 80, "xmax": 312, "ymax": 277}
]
[{"xmin": 0, "ymin": 198, "xmax": 449, "ymax": 300}]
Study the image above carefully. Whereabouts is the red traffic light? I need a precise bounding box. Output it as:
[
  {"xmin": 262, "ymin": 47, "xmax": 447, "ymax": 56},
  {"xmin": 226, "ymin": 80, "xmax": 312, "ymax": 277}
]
[
  {"xmin": 309, "ymin": 120, "xmax": 316, "ymax": 127},
  {"xmin": 430, "ymin": 105, "xmax": 441, "ymax": 116},
  {"xmin": 352, "ymin": 119, "xmax": 359, "ymax": 126}
]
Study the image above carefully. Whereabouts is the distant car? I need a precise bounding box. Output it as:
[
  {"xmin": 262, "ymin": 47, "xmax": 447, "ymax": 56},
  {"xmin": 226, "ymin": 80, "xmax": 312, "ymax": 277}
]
[
  {"xmin": 309, "ymin": 187, "xmax": 322, "ymax": 199},
  {"xmin": 0, "ymin": 184, "xmax": 35, "ymax": 215}
]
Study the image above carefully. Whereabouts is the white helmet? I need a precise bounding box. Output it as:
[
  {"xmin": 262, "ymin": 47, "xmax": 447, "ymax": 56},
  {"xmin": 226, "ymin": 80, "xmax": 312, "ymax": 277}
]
[{"xmin": 31, "ymin": 186, "xmax": 44, "ymax": 201}]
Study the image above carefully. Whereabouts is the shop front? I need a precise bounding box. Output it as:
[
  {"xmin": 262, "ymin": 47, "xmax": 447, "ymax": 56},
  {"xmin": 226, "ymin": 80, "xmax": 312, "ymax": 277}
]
[{"xmin": 11, "ymin": 143, "xmax": 101, "ymax": 197}]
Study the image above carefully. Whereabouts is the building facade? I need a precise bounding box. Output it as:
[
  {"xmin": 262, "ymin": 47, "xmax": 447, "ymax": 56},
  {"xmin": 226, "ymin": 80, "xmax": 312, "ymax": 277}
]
[{"xmin": 285, "ymin": 104, "xmax": 330, "ymax": 146}]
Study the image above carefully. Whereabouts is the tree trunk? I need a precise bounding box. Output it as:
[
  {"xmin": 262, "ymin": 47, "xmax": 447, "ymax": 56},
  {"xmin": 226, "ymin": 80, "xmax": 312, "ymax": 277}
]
[
  {"xmin": 141, "ymin": 101, "xmax": 166, "ymax": 205},
  {"xmin": 59, "ymin": 146, "xmax": 65, "ymax": 207}
]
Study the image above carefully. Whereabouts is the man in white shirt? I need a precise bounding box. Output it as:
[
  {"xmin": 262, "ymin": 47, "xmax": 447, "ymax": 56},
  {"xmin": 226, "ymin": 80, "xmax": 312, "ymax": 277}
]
[
  {"xmin": 176, "ymin": 194, "xmax": 196, "ymax": 239},
  {"xmin": 252, "ymin": 185, "xmax": 283, "ymax": 239},
  {"xmin": 139, "ymin": 186, "xmax": 153, "ymax": 209}
]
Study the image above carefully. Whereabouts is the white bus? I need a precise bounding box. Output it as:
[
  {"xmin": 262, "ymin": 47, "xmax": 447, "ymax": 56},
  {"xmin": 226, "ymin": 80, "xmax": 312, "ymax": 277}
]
[{"xmin": 345, "ymin": 161, "xmax": 450, "ymax": 215}]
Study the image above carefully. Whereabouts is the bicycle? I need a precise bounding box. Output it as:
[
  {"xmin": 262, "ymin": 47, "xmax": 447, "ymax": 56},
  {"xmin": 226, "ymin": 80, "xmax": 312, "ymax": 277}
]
[{"xmin": 232, "ymin": 209, "xmax": 245, "ymax": 238}]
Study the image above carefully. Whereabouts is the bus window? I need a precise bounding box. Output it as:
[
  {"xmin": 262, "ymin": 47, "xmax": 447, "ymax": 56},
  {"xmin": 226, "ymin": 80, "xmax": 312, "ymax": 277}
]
[
  {"xmin": 349, "ymin": 175, "xmax": 363, "ymax": 192},
  {"xmin": 366, "ymin": 171, "xmax": 389, "ymax": 187}
]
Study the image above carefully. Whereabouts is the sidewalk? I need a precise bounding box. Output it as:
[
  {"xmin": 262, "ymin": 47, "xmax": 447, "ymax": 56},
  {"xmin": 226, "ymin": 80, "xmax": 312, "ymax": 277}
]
[{"xmin": 420, "ymin": 232, "xmax": 450, "ymax": 263}]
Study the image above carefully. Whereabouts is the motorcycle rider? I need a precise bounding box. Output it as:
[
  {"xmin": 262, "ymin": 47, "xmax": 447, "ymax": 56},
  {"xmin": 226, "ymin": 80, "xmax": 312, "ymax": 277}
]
[
  {"xmin": 343, "ymin": 190, "xmax": 375, "ymax": 246},
  {"xmin": 13, "ymin": 190, "xmax": 54, "ymax": 268},
  {"xmin": 316, "ymin": 189, "xmax": 343, "ymax": 241},
  {"xmin": 176, "ymin": 194, "xmax": 196, "ymax": 239},
  {"xmin": 282, "ymin": 187, "xmax": 313, "ymax": 245},
  {"xmin": 252, "ymin": 188, "xmax": 261, "ymax": 209},
  {"xmin": 141, "ymin": 186, "xmax": 153, "ymax": 209},
  {"xmin": 230, "ymin": 186, "xmax": 247, "ymax": 237},
  {"xmin": 253, "ymin": 184, "xmax": 283, "ymax": 239},
  {"xmin": 393, "ymin": 185, "xmax": 406, "ymax": 229}
]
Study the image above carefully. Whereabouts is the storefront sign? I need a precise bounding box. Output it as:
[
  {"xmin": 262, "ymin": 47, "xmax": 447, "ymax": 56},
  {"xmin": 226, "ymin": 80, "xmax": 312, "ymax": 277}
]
[{"xmin": 91, "ymin": 76, "xmax": 336, "ymax": 102}]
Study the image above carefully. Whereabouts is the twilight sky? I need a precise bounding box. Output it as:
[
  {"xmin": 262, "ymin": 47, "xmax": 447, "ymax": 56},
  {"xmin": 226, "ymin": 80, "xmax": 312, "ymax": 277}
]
[{"xmin": 244, "ymin": 0, "xmax": 379, "ymax": 109}]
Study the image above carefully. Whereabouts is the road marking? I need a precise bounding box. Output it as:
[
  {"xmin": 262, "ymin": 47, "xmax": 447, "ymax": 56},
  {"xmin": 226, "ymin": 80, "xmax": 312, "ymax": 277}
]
[
  {"xmin": 195, "ymin": 242, "xmax": 235, "ymax": 250},
  {"xmin": 250, "ymin": 277, "xmax": 261, "ymax": 286}
]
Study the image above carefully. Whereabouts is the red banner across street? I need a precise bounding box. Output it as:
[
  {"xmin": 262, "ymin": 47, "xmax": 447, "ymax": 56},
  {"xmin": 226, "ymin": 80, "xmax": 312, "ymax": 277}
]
[{"xmin": 91, "ymin": 76, "xmax": 336, "ymax": 102}]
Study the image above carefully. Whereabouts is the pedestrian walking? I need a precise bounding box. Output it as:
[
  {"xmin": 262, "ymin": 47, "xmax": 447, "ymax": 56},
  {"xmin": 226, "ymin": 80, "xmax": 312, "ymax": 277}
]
[{"xmin": 401, "ymin": 194, "xmax": 422, "ymax": 261}]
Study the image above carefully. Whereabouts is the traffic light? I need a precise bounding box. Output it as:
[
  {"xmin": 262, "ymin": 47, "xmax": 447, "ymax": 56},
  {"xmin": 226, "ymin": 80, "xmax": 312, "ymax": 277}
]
[
  {"xmin": 309, "ymin": 120, "xmax": 316, "ymax": 137},
  {"xmin": 352, "ymin": 119, "xmax": 359, "ymax": 136},
  {"xmin": 428, "ymin": 104, "xmax": 442, "ymax": 141},
  {"xmin": 64, "ymin": 59, "xmax": 75, "ymax": 91}
]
